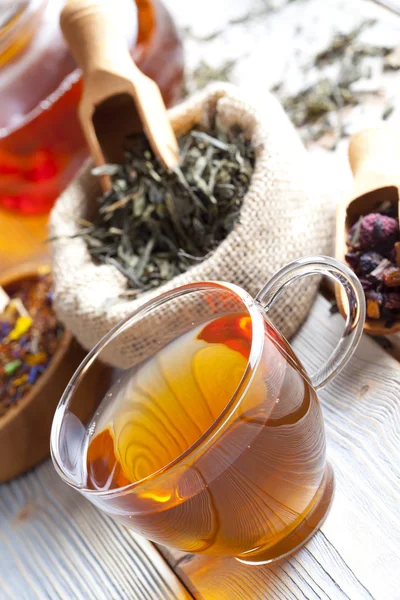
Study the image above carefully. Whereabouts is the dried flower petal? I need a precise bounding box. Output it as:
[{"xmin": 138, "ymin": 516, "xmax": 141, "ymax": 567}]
[
  {"xmin": 345, "ymin": 252, "xmax": 360, "ymax": 270},
  {"xmin": 13, "ymin": 373, "xmax": 28, "ymax": 387},
  {"xmin": 370, "ymin": 258, "xmax": 391, "ymax": 281},
  {"xmin": 358, "ymin": 251, "xmax": 384, "ymax": 275},
  {"xmin": 347, "ymin": 217, "xmax": 362, "ymax": 247},
  {"xmin": 25, "ymin": 351, "xmax": 48, "ymax": 366},
  {"xmin": 8, "ymin": 316, "xmax": 32, "ymax": 341},
  {"xmin": 28, "ymin": 366, "xmax": 38, "ymax": 385},
  {"xmin": 383, "ymin": 292, "xmax": 400, "ymax": 311},
  {"xmin": 4, "ymin": 359, "xmax": 22, "ymax": 375},
  {"xmin": 368, "ymin": 290, "xmax": 384, "ymax": 303}
]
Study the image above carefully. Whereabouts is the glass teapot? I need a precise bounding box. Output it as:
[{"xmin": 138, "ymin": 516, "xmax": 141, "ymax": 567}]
[
  {"xmin": 0, "ymin": 0, "xmax": 183, "ymax": 214},
  {"xmin": 51, "ymin": 256, "xmax": 365, "ymax": 564},
  {"xmin": 0, "ymin": 0, "xmax": 183, "ymax": 274}
]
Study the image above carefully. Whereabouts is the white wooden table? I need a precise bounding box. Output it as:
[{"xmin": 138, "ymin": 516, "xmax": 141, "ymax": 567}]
[{"xmin": 1, "ymin": 296, "xmax": 399, "ymax": 599}]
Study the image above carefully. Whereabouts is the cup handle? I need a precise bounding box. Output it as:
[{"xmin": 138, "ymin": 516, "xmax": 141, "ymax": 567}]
[{"xmin": 255, "ymin": 256, "xmax": 366, "ymax": 390}]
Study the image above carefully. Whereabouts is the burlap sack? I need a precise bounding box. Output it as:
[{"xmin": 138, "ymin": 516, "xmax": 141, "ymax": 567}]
[{"xmin": 50, "ymin": 83, "xmax": 333, "ymax": 368}]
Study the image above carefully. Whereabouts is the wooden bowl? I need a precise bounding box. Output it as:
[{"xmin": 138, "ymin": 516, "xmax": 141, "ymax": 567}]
[
  {"xmin": 0, "ymin": 263, "xmax": 104, "ymax": 482},
  {"xmin": 335, "ymin": 125, "xmax": 400, "ymax": 336}
]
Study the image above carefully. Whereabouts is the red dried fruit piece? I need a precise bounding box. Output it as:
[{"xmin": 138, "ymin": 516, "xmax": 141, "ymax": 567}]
[
  {"xmin": 359, "ymin": 213, "xmax": 398, "ymax": 250},
  {"xmin": 383, "ymin": 292, "xmax": 400, "ymax": 311},
  {"xmin": 358, "ymin": 278, "xmax": 373, "ymax": 290},
  {"xmin": 345, "ymin": 252, "xmax": 360, "ymax": 270},
  {"xmin": 383, "ymin": 266, "xmax": 400, "ymax": 287}
]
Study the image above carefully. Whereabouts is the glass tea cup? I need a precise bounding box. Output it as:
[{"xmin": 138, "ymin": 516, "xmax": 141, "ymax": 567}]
[{"xmin": 51, "ymin": 256, "xmax": 365, "ymax": 564}]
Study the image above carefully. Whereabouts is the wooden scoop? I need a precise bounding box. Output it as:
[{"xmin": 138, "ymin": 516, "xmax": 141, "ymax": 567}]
[
  {"xmin": 335, "ymin": 124, "xmax": 400, "ymax": 335},
  {"xmin": 60, "ymin": 0, "xmax": 179, "ymax": 192}
]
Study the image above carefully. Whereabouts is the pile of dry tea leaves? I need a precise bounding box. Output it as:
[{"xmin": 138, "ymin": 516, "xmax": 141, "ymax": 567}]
[
  {"xmin": 76, "ymin": 124, "xmax": 255, "ymax": 293},
  {"xmin": 345, "ymin": 201, "xmax": 400, "ymax": 325}
]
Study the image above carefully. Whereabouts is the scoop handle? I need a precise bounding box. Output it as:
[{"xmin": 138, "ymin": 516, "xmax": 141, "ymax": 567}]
[
  {"xmin": 60, "ymin": 0, "xmax": 134, "ymax": 79},
  {"xmin": 61, "ymin": 0, "xmax": 179, "ymax": 175},
  {"xmin": 348, "ymin": 125, "xmax": 400, "ymax": 197}
]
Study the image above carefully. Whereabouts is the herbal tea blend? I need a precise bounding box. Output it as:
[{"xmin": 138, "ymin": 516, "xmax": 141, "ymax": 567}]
[
  {"xmin": 76, "ymin": 125, "xmax": 255, "ymax": 292},
  {"xmin": 0, "ymin": 274, "xmax": 64, "ymax": 416},
  {"xmin": 345, "ymin": 201, "xmax": 400, "ymax": 324}
]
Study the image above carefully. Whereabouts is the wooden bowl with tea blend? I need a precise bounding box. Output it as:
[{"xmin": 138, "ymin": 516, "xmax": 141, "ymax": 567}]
[{"xmin": 0, "ymin": 264, "xmax": 105, "ymax": 482}]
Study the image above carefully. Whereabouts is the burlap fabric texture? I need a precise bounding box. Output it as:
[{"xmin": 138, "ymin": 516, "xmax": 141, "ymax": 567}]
[{"xmin": 50, "ymin": 83, "xmax": 333, "ymax": 368}]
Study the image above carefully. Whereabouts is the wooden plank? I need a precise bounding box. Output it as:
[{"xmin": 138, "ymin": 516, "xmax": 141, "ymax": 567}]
[
  {"xmin": 161, "ymin": 295, "xmax": 400, "ymax": 600},
  {"xmin": 0, "ymin": 460, "xmax": 193, "ymax": 600}
]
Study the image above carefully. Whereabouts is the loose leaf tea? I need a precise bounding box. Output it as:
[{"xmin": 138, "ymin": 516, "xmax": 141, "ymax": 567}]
[
  {"xmin": 345, "ymin": 201, "xmax": 400, "ymax": 325},
  {"xmin": 0, "ymin": 273, "xmax": 64, "ymax": 416},
  {"xmin": 73, "ymin": 124, "xmax": 254, "ymax": 293},
  {"xmin": 277, "ymin": 21, "xmax": 394, "ymax": 149}
]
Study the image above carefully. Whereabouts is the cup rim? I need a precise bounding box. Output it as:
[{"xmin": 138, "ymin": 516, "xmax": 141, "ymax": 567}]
[{"xmin": 50, "ymin": 281, "xmax": 266, "ymax": 496}]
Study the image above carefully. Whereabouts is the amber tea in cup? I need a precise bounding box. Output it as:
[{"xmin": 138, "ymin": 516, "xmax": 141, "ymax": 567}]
[{"xmin": 51, "ymin": 257, "xmax": 365, "ymax": 564}]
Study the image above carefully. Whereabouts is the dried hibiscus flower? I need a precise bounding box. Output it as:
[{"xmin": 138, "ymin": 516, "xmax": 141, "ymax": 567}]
[{"xmin": 359, "ymin": 213, "xmax": 398, "ymax": 251}]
